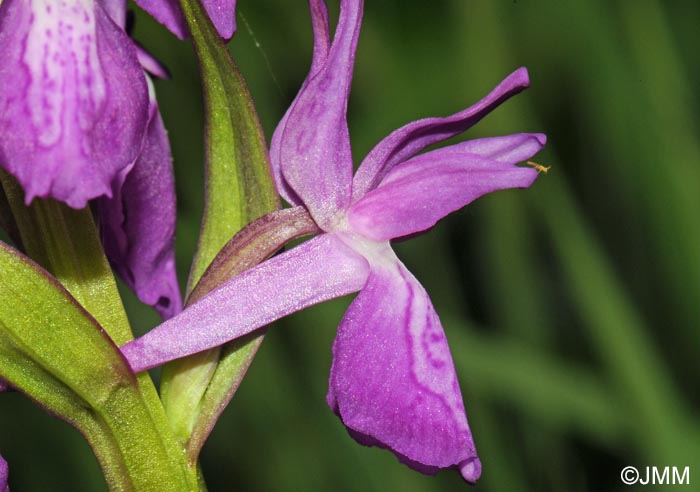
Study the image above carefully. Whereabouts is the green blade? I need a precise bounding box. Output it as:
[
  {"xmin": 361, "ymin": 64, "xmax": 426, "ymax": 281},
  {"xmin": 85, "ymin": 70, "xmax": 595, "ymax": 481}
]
[
  {"xmin": 0, "ymin": 242, "xmax": 197, "ymax": 491},
  {"xmin": 181, "ymin": 0, "xmax": 279, "ymax": 292},
  {"xmin": 160, "ymin": 0, "xmax": 280, "ymax": 460}
]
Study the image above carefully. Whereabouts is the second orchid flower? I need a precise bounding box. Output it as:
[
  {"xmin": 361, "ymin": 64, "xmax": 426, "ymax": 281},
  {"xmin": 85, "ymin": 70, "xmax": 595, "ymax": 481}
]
[{"xmin": 122, "ymin": 0, "xmax": 546, "ymax": 482}]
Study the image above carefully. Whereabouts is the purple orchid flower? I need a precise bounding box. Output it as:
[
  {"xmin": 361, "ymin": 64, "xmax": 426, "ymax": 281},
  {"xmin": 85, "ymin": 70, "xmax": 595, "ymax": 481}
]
[
  {"xmin": 122, "ymin": 0, "xmax": 545, "ymax": 481},
  {"xmin": 0, "ymin": 0, "xmax": 181, "ymax": 317}
]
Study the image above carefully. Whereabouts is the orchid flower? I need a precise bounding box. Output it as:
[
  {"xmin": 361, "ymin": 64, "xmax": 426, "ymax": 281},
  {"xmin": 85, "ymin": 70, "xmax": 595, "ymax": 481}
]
[
  {"xmin": 0, "ymin": 0, "xmax": 183, "ymax": 317},
  {"xmin": 122, "ymin": 0, "xmax": 545, "ymax": 481}
]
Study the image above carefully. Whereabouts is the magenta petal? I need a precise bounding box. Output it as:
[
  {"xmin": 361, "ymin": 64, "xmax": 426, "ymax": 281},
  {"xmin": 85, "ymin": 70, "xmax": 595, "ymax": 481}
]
[
  {"xmin": 101, "ymin": 0, "xmax": 127, "ymax": 28},
  {"xmin": 0, "ymin": 0, "xmax": 149, "ymax": 209},
  {"xmin": 269, "ymin": 0, "xmax": 331, "ymax": 206},
  {"xmin": 348, "ymin": 135, "xmax": 544, "ymax": 240},
  {"xmin": 136, "ymin": 45, "xmax": 171, "ymax": 79},
  {"xmin": 133, "ymin": 0, "xmax": 236, "ymax": 40},
  {"xmin": 449, "ymin": 133, "xmax": 547, "ymax": 163},
  {"xmin": 98, "ymin": 92, "xmax": 182, "ymax": 320},
  {"xmin": 327, "ymin": 260, "xmax": 480, "ymax": 481},
  {"xmin": 201, "ymin": 0, "xmax": 237, "ymax": 41},
  {"xmin": 132, "ymin": 0, "xmax": 187, "ymax": 39},
  {"xmin": 352, "ymin": 67, "xmax": 531, "ymax": 198},
  {"xmin": 121, "ymin": 234, "xmax": 370, "ymax": 372},
  {"xmin": 277, "ymin": 0, "xmax": 363, "ymax": 226},
  {"xmin": 0, "ymin": 454, "xmax": 7, "ymax": 492}
]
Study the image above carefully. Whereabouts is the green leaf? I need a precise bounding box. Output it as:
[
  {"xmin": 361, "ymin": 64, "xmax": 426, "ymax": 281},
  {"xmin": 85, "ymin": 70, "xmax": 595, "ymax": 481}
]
[
  {"xmin": 0, "ymin": 242, "xmax": 198, "ymax": 491},
  {"xmin": 0, "ymin": 170, "xmax": 131, "ymax": 344},
  {"xmin": 159, "ymin": 0, "xmax": 281, "ymax": 458},
  {"xmin": 0, "ymin": 171, "xmax": 201, "ymax": 490}
]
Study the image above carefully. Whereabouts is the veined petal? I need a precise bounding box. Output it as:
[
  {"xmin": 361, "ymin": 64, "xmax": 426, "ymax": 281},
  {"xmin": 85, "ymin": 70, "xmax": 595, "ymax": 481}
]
[
  {"xmin": 121, "ymin": 234, "xmax": 370, "ymax": 372},
  {"xmin": 348, "ymin": 134, "xmax": 545, "ymax": 241},
  {"xmin": 0, "ymin": 0, "xmax": 149, "ymax": 209},
  {"xmin": 269, "ymin": 0, "xmax": 331, "ymax": 206},
  {"xmin": 133, "ymin": 0, "xmax": 237, "ymax": 40},
  {"xmin": 277, "ymin": 0, "xmax": 363, "ymax": 226},
  {"xmin": 98, "ymin": 83, "xmax": 182, "ymax": 319},
  {"xmin": 327, "ymin": 259, "xmax": 480, "ymax": 481},
  {"xmin": 352, "ymin": 68, "xmax": 531, "ymax": 198},
  {"xmin": 0, "ymin": 453, "xmax": 7, "ymax": 492}
]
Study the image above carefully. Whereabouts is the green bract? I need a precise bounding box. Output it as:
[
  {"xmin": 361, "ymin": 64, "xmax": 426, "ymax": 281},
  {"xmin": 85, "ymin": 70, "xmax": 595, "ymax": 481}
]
[
  {"xmin": 0, "ymin": 242, "xmax": 198, "ymax": 491},
  {"xmin": 159, "ymin": 0, "xmax": 280, "ymax": 462}
]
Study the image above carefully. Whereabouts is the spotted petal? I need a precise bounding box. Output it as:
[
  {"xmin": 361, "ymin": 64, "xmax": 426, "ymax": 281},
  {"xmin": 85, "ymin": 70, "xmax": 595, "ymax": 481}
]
[
  {"xmin": 348, "ymin": 134, "xmax": 545, "ymax": 241},
  {"xmin": 277, "ymin": 0, "xmax": 363, "ymax": 226},
  {"xmin": 98, "ymin": 86, "xmax": 182, "ymax": 319},
  {"xmin": 352, "ymin": 68, "xmax": 531, "ymax": 198},
  {"xmin": 327, "ymin": 258, "xmax": 480, "ymax": 482},
  {"xmin": 122, "ymin": 233, "xmax": 370, "ymax": 372},
  {"xmin": 0, "ymin": 0, "xmax": 149, "ymax": 209},
  {"xmin": 133, "ymin": 0, "xmax": 237, "ymax": 40}
]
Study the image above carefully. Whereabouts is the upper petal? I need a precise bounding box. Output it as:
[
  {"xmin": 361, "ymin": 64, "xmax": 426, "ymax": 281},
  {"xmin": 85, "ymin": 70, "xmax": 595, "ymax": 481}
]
[
  {"xmin": 98, "ymin": 83, "xmax": 182, "ymax": 320},
  {"xmin": 348, "ymin": 134, "xmax": 545, "ymax": 241},
  {"xmin": 121, "ymin": 233, "xmax": 370, "ymax": 372},
  {"xmin": 132, "ymin": 0, "xmax": 237, "ymax": 40},
  {"xmin": 269, "ymin": 0, "xmax": 331, "ymax": 206},
  {"xmin": 352, "ymin": 68, "xmax": 531, "ymax": 198},
  {"xmin": 276, "ymin": 0, "xmax": 363, "ymax": 227},
  {"xmin": 327, "ymin": 258, "xmax": 480, "ymax": 481},
  {"xmin": 0, "ymin": 0, "xmax": 149, "ymax": 209}
]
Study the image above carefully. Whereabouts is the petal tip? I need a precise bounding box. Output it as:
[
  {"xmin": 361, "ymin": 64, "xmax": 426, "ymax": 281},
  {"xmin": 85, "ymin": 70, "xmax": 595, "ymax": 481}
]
[
  {"xmin": 513, "ymin": 66, "xmax": 531, "ymax": 87},
  {"xmin": 459, "ymin": 456, "xmax": 482, "ymax": 484}
]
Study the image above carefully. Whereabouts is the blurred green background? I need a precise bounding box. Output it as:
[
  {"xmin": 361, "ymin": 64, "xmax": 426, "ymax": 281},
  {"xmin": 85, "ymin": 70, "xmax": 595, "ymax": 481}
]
[{"xmin": 1, "ymin": 0, "xmax": 699, "ymax": 490}]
